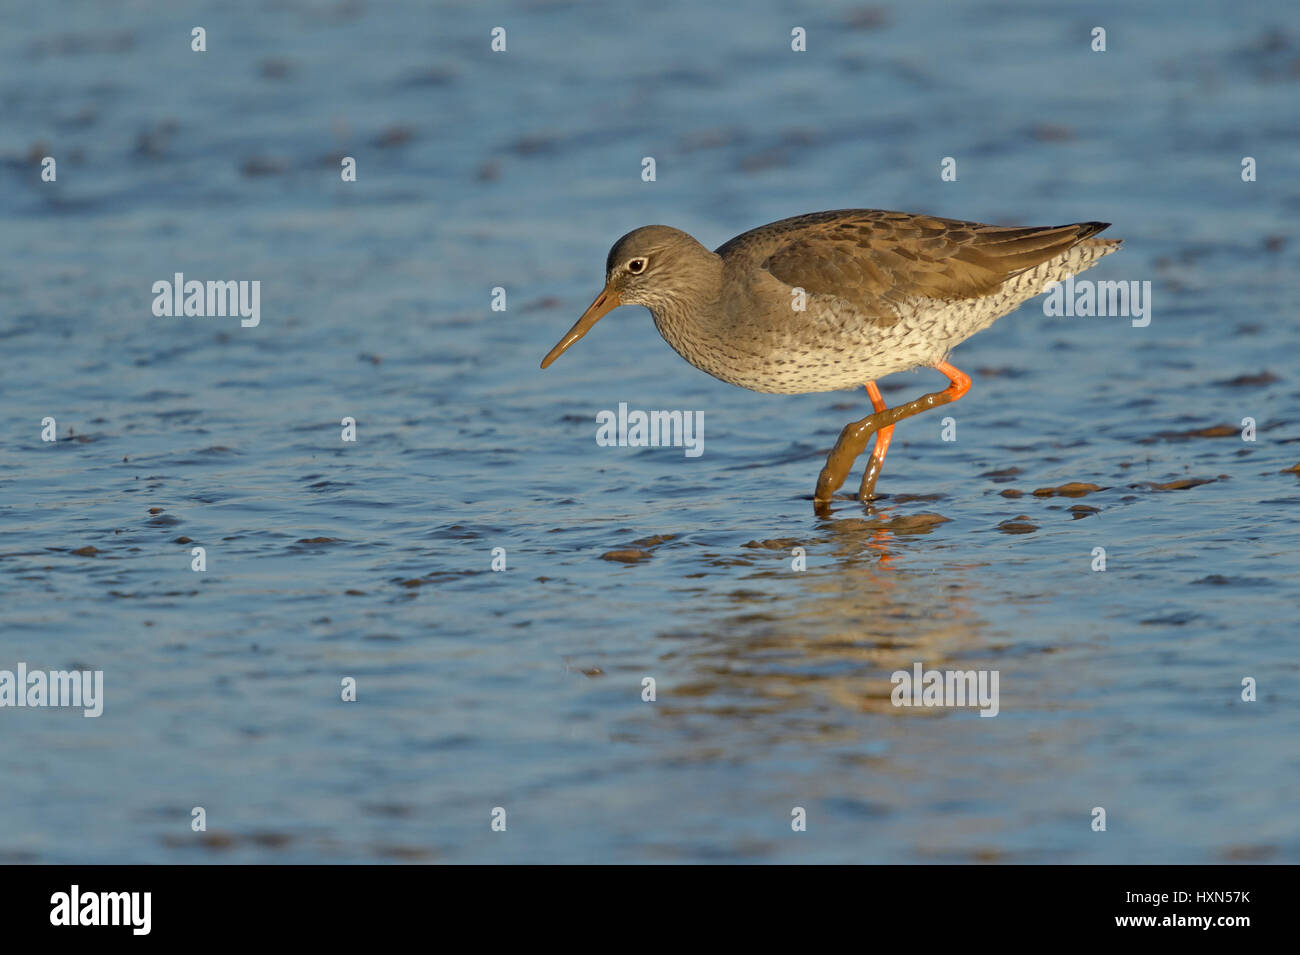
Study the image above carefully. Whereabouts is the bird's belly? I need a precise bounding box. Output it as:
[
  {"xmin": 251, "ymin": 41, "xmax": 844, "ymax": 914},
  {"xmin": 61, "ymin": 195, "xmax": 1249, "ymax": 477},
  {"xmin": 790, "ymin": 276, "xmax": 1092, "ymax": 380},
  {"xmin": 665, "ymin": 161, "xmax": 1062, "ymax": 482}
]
[{"xmin": 661, "ymin": 303, "xmax": 992, "ymax": 394}]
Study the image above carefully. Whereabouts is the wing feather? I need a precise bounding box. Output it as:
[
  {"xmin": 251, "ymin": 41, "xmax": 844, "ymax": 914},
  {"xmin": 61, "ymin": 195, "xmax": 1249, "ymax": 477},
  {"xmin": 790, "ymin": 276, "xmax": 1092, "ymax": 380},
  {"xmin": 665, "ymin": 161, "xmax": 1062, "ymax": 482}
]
[{"xmin": 716, "ymin": 210, "xmax": 1110, "ymax": 327}]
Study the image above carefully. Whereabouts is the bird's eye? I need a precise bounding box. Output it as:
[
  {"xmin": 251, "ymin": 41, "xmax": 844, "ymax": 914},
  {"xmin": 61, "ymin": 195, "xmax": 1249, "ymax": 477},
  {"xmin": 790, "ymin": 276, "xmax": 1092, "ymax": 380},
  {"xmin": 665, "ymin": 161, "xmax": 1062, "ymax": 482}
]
[{"xmin": 627, "ymin": 257, "xmax": 648, "ymax": 275}]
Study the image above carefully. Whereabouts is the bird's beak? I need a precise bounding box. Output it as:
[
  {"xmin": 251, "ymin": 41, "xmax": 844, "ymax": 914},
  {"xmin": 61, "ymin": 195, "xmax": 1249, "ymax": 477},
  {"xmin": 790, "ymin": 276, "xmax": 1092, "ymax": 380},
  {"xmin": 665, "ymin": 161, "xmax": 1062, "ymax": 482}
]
[{"xmin": 540, "ymin": 287, "xmax": 621, "ymax": 368}]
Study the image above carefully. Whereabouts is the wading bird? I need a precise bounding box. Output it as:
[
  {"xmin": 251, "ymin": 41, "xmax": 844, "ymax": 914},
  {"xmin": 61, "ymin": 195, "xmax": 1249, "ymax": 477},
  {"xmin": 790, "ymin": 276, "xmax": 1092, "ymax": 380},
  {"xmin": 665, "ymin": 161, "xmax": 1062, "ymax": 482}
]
[{"xmin": 541, "ymin": 209, "xmax": 1121, "ymax": 511}]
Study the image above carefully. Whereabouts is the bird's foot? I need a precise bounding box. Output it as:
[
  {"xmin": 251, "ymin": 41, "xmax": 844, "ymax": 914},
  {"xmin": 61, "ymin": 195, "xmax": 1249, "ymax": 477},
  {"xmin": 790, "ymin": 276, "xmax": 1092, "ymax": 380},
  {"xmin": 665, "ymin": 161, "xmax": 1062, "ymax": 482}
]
[
  {"xmin": 857, "ymin": 425, "xmax": 894, "ymax": 502},
  {"xmin": 813, "ymin": 412, "xmax": 890, "ymax": 503}
]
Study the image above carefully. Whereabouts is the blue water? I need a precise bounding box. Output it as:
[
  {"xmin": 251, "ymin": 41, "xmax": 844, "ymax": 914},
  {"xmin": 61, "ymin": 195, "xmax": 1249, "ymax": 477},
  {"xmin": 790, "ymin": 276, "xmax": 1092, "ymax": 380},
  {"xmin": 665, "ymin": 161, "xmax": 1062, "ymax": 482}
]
[{"xmin": 1, "ymin": 0, "xmax": 1297, "ymax": 863}]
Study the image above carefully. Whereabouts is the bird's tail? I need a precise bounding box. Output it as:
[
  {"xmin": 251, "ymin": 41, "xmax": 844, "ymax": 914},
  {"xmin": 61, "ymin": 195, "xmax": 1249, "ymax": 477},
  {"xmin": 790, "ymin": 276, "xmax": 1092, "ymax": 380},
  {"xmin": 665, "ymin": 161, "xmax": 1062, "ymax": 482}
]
[{"xmin": 1072, "ymin": 221, "xmax": 1123, "ymax": 255}]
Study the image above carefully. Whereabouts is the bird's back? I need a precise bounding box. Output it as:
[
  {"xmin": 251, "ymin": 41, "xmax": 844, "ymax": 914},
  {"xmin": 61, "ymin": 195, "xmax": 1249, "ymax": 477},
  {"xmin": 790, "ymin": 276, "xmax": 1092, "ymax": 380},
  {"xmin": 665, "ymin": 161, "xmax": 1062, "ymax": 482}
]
[
  {"xmin": 716, "ymin": 209, "xmax": 1117, "ymax": 316},
  {"xmin": 689, "ymin": 209, "xmax": 1121, "ymax": 393}
]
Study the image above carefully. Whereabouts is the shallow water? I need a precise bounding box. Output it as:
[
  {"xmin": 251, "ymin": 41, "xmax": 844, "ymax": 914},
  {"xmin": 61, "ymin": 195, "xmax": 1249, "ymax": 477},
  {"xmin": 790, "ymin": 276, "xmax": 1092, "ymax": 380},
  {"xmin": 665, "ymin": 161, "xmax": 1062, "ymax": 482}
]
[{"xmin": 1, "ymin": 0, "xmax": 1298, "ymax": 863}]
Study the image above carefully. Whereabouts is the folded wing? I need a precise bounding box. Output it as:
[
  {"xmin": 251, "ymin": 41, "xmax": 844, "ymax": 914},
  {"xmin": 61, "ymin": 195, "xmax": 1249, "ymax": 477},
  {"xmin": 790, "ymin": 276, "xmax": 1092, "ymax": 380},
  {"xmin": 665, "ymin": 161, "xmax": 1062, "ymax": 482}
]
[{"xmin": 717, "ymin": 209, "xmax": 1111, "ymax": 327}]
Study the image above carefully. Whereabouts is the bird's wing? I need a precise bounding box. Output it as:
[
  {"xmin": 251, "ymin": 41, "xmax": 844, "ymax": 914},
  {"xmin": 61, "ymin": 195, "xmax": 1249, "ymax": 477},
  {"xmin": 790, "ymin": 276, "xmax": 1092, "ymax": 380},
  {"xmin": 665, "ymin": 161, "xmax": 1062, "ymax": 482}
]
[{"xmin": 718, "ymin": 209, "xmax": 1110, "ymax": 327}]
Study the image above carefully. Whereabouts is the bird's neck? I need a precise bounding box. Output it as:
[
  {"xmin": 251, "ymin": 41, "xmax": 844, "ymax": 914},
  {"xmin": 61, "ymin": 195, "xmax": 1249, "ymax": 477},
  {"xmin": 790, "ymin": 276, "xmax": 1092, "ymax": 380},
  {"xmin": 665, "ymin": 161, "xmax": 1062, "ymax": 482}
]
[{"xmin": 648, "ymin": 256, "xmax": 725, "ymax": 360}]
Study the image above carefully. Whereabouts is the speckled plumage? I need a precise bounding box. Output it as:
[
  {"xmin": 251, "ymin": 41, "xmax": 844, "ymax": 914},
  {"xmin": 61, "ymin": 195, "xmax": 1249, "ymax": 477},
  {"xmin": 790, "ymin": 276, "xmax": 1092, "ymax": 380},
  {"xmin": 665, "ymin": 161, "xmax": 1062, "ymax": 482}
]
[{"xmin": 622, "ymin": 210, "xmax": 1121, "ymax": 394}]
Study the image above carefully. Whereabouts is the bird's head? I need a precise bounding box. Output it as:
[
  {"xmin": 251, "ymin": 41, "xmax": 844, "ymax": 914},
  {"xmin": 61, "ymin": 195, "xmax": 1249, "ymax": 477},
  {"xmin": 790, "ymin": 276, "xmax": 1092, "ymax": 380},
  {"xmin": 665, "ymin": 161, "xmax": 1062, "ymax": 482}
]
[{"xmin": 540, "ymin": 225, "xmax": 716, "ymax": 368}]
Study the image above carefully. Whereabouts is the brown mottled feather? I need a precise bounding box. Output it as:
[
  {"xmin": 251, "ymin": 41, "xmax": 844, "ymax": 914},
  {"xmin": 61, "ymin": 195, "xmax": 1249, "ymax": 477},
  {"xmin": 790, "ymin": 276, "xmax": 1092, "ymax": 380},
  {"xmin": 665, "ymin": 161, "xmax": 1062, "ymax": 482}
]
[{"xmin": 716, "ymin": 209, "xmax": 1112, "ymax": 327}]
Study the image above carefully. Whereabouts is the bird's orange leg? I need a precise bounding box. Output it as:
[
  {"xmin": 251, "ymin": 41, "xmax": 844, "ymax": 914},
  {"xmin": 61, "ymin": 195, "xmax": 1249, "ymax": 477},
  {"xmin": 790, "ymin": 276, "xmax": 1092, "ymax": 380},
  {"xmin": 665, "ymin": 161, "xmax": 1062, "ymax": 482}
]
[
  {"xmin": 814, "ymin": 362, "xmax": 972, "ymax": 509},
  {"xmin": 858, "ymin": 381, "xmax": 894, "ymax": 502}
]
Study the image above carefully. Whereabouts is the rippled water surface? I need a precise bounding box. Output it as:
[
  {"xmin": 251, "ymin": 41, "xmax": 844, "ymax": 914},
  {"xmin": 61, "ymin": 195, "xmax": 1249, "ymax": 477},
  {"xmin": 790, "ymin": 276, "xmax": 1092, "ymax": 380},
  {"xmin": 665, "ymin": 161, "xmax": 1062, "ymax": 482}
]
[{"xmin": 1, "ymin": 0, "xmax": 1298, "ymax": 863}]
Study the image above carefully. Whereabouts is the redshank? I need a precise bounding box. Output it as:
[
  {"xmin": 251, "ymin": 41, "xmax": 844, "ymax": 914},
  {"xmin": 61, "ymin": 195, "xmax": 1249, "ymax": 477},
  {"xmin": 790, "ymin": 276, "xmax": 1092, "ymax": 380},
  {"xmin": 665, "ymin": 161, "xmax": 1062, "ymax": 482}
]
[{"xmin": 541, "ymin": 209, "xmax": 1121, "ymax": 509}]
